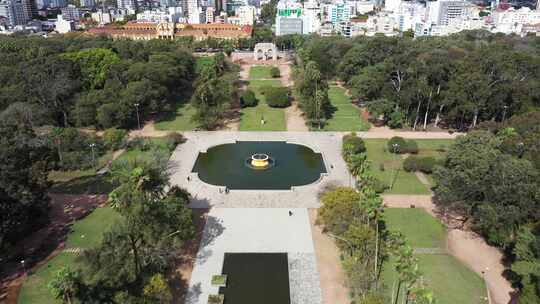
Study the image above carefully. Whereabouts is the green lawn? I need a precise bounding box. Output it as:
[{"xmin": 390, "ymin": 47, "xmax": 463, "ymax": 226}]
[
  {"xmin": 322, "ymin": 86, "xmax": 370, "ymax": 131},
  {"xmin": 18, "ymin": 207, "xmax": 120, "ymax": 304},
  {"xmin": 381, "ymin": 208, "xmax": 486, "ymax": 304},
  {"xmin": 240, "ymin": 78, "xmax": 286, "ymax": 131},
  {"xmin": 248, "ymin": 65, "xmax": 275, "ymax": 79},
  {"xmin": 48, "ymin": 152, "xmax": 115, "ymax": 195},
  {"xmin": 196, "ymin": 56, "xmax": 214, "ymax": 74},
  {"xmin": 154, "ymin": 102, "xmax": 198, "ymax": 131},
  {"xmin": 364, "ymin": 139, "xmax": 454, "ymax": 194},
  {"xmin": 384, "ymin": 208, "xmax": 446, "ymax": 249},
  {"xmin": 113, "ymin": 137, "xmax": 170, "ymax": 163},
  {"xmin": 365, "ymin": 139, "xmax": 430, "ymax": 194}
]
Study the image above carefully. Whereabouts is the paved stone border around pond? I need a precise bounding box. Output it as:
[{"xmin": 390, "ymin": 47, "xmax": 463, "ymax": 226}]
[
  {"xmin": 185, "ymin": 208, "xmax": 319, "ymax": 304},
  {"xmin": 169, "ymin": 132, "xmax": 353, "ymax": 208},
  {"xmin": 288, "ymin": 252, "xmax": 323, "ymax": 304}
]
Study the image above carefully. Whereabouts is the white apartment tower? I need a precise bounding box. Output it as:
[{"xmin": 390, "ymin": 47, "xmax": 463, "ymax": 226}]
[
  {"xmin": 0, "ymin": 0, "xmax": 30, "ymax": 26},
  {"xmin": 426, "ymin": 0, "xmax": 466, "ymax": 26},
  {"xmin": 236, "ymin": 5, "xmax": 255, "ymax": 25},
  {"xmin": 302, "ymin": 0, "xmax": 321, "ymax": 34},
  {"xmin": 117, "ymin": 0, "xmax": 136, "ymax": 11}
]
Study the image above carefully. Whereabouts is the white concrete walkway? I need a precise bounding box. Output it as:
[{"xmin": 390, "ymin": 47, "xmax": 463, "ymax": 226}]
[
  {"xmin": 169, "ymin": 132, "xmax": 352, "ymax": 208},
  {"xmin": 186, "ymin": 208, "xmax": 322, "ymax": 304}
]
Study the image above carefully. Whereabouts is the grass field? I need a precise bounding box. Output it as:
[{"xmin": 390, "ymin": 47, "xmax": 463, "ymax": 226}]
[
  {"xmin": 195, "ymin": 56, "xmax": 214, "ymax": 74},
  {"xmin": 381, "ymin": 208, "xmax": 486, "ymax": 304},
  {"xmin": 154, "ymin": 102, "xmax": 198, "ymax": 131},
  {"xmin": 249, "ymin": 65, "xmax": 276, "ymax": 79},
  {"xmin": 239, "ymin": 78, "xmax": 286, "ymax": 131},
  {"xmin": 364, "ymin": 139, "xmax": 454, "ymax": 194},
  {"xmin": 365, "ymin": 139, "xmax": 430, "ymax": 194},
  {"xmin": 48, "ymin": 152, "xmax": 115, "ymax": 195},
  {"xmin": 384, "ymin": 208, "xmax": 446, "ymax": 248},
  {"xmin": 18, "ymin": 207, "xmax": 120, "ymax": 304},
  {"xmin": 322, "ymin": 86, "xmax": 370, "ymax": 131},
  {"xmin": 113, "ymin": 137, "xmax": 170, "ymax": 163}
]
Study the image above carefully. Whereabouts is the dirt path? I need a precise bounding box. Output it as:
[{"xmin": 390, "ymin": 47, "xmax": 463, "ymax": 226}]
[
  {"xmin": 286, "ymin": 102, "xmax": 309, "ymax": 131},
  {"xmin": 308, "ymin": 209, "xmax": 349, "ymax": 304},
  {"xmin": 1, "ymin": 194, "xmax": 107, "ymax": 304},
  {"xmin": 382, "ymin": 195, "xmax": 513, "ymax": 304},
  {"xmin": 172, "ymin": 209, "xmax": 209, "ymax": 303},
  {"xmin": 365, "ymin": 126, "xmax": 464, "ymax": 139},
  {"xmin": 129, "ymin": 121, "xmax": 171, "ymax": 138}
]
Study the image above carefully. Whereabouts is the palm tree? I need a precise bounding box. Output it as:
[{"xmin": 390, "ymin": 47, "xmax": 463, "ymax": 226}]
[{"xmin": 48, "ymin": 267, "xmax": 79, "ymax": 304}]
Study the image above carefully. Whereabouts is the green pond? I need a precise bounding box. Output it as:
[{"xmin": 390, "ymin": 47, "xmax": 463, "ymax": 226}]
[
  {"xmin": 192, "ymin": 141, "xmax": 327, "ymax": 190},
  {"xmin": 219, "ymin": 253, "xmax": 290, "ymax": 304}
]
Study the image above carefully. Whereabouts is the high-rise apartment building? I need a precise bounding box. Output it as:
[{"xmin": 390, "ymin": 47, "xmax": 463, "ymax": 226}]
[
  {"xmin": 61, "ymin": 4, "xmax": 80, "ymax": 20},
  {"xmin": 426, "ymin": 0, "xmax": 466, "ymax": 26},
  {"xmin": 0, "ymin": 0, "xmax": 30, "ymax": 26},
  {"xmin": 117, "ymin": 0, "xmax": 137, "ymax": 11},
  {"xmin": 302, "ymin": 0, "xmax": 320, "ymax": 34},
  {"xmin": 79, "ymin": 0, "xmax": 95, "ymax": 7}
]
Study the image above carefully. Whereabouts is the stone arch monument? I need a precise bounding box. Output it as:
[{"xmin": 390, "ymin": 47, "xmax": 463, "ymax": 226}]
[{"xmin": 254, "ymin": 42, "xmax": 278, "ymax": 61}]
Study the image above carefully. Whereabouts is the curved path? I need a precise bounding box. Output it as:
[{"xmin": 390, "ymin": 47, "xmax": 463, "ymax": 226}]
[{"xmin": 383, "ymin": 194, "xmax": 514, "ymax": 304}]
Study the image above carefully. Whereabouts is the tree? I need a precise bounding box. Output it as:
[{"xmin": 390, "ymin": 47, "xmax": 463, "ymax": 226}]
[
  {"xmin": 48, "ymin": 267, "xmax": 81, "ymax": 304},
  {"xmin": 79, "ymin": 183, "xmax": 194, "ymax": 302},
  {"xmin": 143, "ymin": 274, "xmax": 173, "ymax": 303},
  {"xmin": 0, "ymin": 122, "xmax": 53, "ymax": 251},
  {"xmin": 294, "ymin": 61, "xmax": 332, "ymax": 128},
  {"xmin": 260, "ymin": 0, "xmax": 278, "ymax": 24},
  {"xmin": 510, "ymin": 226, "xmax": 540, "ymax": 304},
  {"xmin": 318, "ymin": 187, "xmax": 363, "ymax": 235},
  {"xmin": 433, "ymin": 131, "xmax": 539, "ymax": 247},
  {"xmin": 21, "ymin": 56, "xmax": 80, "ymax": 126},
  {"xmin": 63, "ymin": 48, "xmax": 121, "ymax": 90}
]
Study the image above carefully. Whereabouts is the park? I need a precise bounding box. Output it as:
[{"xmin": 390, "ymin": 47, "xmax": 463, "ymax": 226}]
[{"xmin": 2, "ymin": 36, "xmax": 538, "ymax": 304}]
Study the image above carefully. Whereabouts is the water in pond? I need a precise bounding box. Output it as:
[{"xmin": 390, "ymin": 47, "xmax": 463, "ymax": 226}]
[
  {"xmin": 219, "ymin": 253, "xmax": 290, "ymax": 304},
  {"xmin": 192, "ymin": 141, "xmax": 327, "ymax": 190}
]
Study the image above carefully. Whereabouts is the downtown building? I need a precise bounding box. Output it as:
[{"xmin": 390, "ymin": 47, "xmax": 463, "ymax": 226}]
[{"xmin": 0, "ymin": 0, "xmax": 31, "ymax": 26}]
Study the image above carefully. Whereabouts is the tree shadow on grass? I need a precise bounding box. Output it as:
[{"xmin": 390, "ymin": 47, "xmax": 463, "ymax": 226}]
[{"xmin": 49, "ymin": 174, "xmax": 115, "ymax": 195}]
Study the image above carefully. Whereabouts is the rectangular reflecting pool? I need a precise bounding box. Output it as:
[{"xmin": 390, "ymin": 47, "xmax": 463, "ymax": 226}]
[{"xmin": 219, "ymin": 253, "xmax": 290, "ymax": 304}]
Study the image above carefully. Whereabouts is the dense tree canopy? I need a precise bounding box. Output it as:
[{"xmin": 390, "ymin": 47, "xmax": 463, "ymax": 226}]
[
  {"xmin": 297, "ymin": 32, "xmax": 540, "ymax": 130},
  {"xmin": 433, "ymin": 113, "xmax": 540, "ymax": 302},
  {"xmin": 0, "ymin": 35, "xmax": 197, "ymax": 129},
  {"xmin": 0, "ymin": 121, "xmax": 54, "ymax": 252}
]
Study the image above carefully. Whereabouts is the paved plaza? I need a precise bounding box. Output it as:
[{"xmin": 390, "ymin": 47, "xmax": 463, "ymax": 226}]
[
  {"xmin": 169, "ymin": 131, "xmax": 353, "ymax": 208},
  {"xmin": 186, "ymin": 208, "xmax": 322, "ymax": 304}
]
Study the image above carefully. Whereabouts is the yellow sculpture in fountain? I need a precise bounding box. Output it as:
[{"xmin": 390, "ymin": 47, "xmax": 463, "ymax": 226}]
[{"xmin": 251, "ymin": 153, "xmax": 270, "ymax": 168}]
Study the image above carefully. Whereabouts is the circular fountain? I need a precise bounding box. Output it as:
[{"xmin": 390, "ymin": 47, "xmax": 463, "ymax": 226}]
[{"xmin": 251, "ymin": 153, "xmax": 270, "ymax": 168}]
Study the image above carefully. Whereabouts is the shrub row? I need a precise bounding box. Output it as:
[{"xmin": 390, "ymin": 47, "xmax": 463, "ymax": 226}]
[
  {"xmin": 403, "ymin": 156, "xmax": 440, "ymax": 174},
  {"xmin": 387, "ymin": 136, "xmax": 418, "ymax": 154},
  {"xmin": 343, "ymin": 132, "xmax": 366, "ymax": 154},
  {"xmin": 262, "ymin": 86, "xmax": 290, "ymax": 108},
  {"xmin": 240, "ymin": 90, "xmax": 257, "ymax": 108}
]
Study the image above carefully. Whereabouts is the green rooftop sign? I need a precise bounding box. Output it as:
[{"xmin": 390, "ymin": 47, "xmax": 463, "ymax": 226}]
[{"xmin": 278, "ymin": 8, "xmax": 302, "ymax": 17}]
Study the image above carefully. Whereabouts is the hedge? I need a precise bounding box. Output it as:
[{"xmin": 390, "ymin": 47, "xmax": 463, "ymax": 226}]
[
  {"xmin": 387, "ymin": 137, "xmax": 418, "ymax": 154},
  {"xmin": 403, "ymin": 156, "xmax": 439, "ymax": 174},
  {"xmin": 270, "ymin": 66, "xmax": 281, "ymax": 78},
  {"xmin": 240, "ymin": 90, "xmax": 257, "ymax": 107},
  {"xmin": 343, "ymin": 133, "xmax": 366, "ymax": 154},
  {"xmin": 265, "ymin": 87, "xmax": 290, "ymax": 108}
]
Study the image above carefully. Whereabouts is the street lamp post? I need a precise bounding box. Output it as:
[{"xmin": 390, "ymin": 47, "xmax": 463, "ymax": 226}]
[
  {"xmin": 327, "ymin": 233, "xmax": 355, "ymax": 257},
  {"xmin": 502, "ymin": 105, "xmax": 508, "ymax": 121},
  {"xmin": 89, "ymin": 143, "xmax": 96, "ymax": 169},
  {"xmin": 517, "ymin": 142, "xmax": 525, "ymax": 158},
  {"xmin": 134, "ymin": 103, "xmax": 141, "ymax": 130}
]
